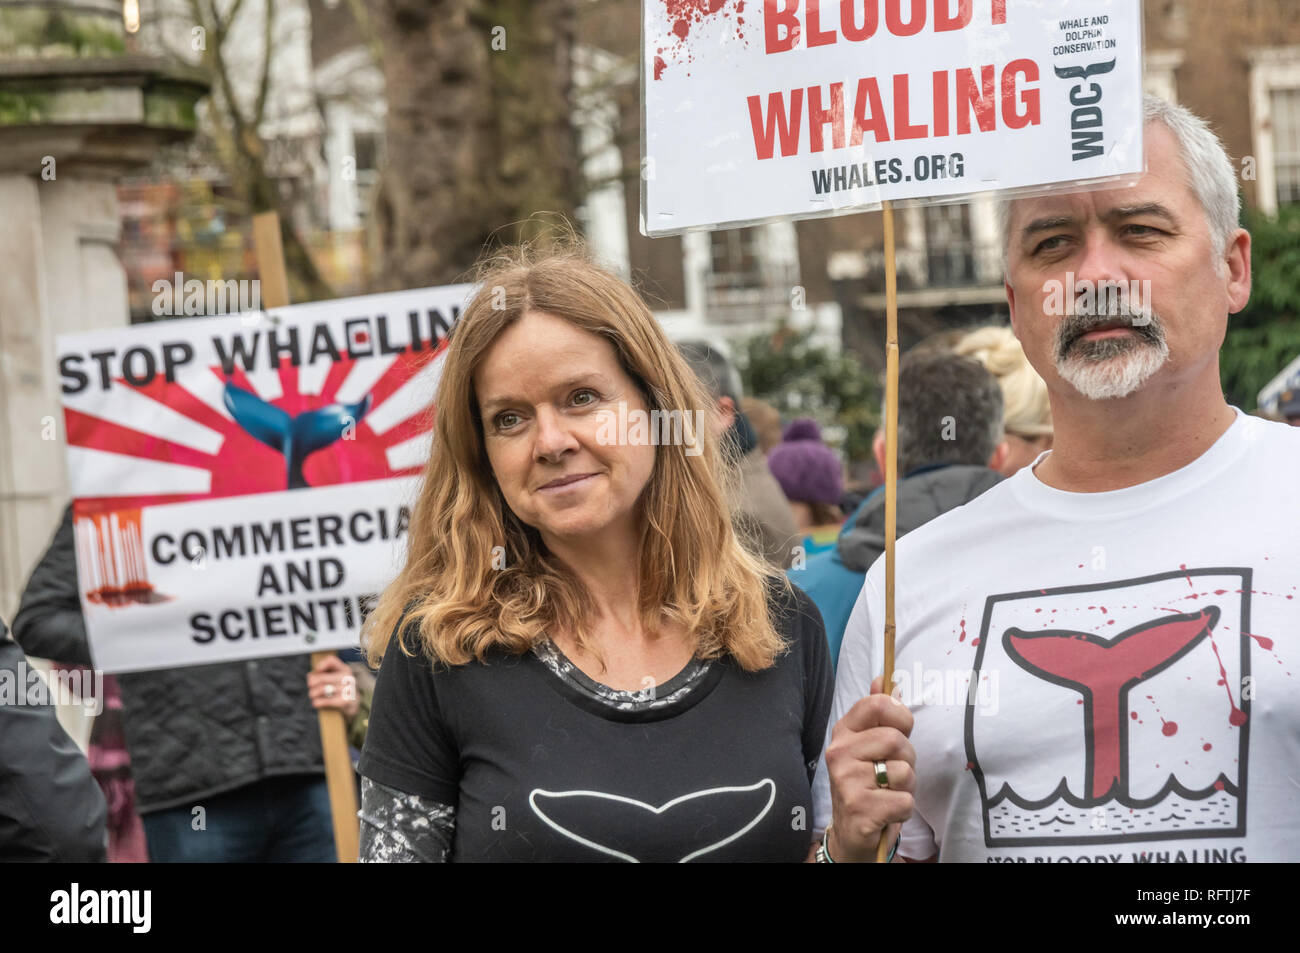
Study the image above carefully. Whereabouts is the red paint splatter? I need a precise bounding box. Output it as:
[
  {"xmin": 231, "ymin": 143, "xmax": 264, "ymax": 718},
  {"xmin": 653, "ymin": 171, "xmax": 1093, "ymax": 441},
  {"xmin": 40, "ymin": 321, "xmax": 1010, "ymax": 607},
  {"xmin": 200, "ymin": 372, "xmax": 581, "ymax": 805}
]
[
  {"xmin": 656, "ymin": 0, "xmax": 746, "ymax": 79},
  {"xmin": 1247, "ymin": 633, "xmax": 1274, "ymax": 650},
  {"xmin": 1203, "ymin": 742, "xmax": 1212, "ymax": 751},
  {"xmin": 1161, "ymin": 719, "xmax": 1178, "ymax": 737},
  {"xmin": 1214, "ymin": 780, "xmax": 1225, "ymax": 791},
  {"xmin": 1179, "ymin": 563, "xmax": 1194, "ymax": 589},
  {"xmin": 971, "ymin": 638, "xmax": 981, "ymax": 647},
  {"xmin": 958, "ymin": 618, "xmax": 967, "ymax": 642},
  {"xmin": 1130, "ymin": 711, "xmax": 1138, "ymax": 720},
  {"xmin": 1200, "ymin": 617, "xmax": 1249, "ymax": 727},
  {"xmin": 964, "ymin": 761, "xmax": 974, "ymax": 771}
]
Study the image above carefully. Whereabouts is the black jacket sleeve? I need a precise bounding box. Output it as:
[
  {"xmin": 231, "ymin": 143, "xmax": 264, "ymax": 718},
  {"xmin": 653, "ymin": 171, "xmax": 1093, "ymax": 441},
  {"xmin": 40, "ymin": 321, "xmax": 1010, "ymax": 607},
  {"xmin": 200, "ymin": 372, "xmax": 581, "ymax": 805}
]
[
  {"xmin": 0, "ymin": 621, "xmax": 107, "ymax": 862},
  {"xmin": 11, "ymin": 505, "xmax": 93, "ymax": 667}
]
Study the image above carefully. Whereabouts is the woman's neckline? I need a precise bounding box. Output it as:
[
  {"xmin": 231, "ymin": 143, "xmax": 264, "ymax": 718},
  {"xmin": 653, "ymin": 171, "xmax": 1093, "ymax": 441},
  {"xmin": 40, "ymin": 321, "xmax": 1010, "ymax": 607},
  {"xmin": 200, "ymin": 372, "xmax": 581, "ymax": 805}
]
[{"xmin": 530, "ymin": 637, "xmax": 716, "ymax": 716}]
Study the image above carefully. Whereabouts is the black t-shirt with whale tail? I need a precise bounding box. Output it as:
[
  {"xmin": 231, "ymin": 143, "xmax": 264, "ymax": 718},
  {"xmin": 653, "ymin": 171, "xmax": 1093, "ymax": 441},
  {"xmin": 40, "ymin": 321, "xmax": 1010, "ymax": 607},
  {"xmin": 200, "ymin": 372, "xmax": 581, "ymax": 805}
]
[{"xmin": 358, "ymin": 583, "xmax": 833, "ymax": 862}]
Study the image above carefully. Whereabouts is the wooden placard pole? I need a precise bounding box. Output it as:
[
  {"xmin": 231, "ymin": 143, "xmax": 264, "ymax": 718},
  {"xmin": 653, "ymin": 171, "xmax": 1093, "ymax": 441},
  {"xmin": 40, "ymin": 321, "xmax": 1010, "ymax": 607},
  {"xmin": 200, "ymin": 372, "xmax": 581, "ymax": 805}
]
[
  {"xmin": 252, "ymin": 210, "xmax": 360, "ymax": 864},
  {"xmin": 876, "ymin": 199, "xmax": 900, "ymax": 864}
]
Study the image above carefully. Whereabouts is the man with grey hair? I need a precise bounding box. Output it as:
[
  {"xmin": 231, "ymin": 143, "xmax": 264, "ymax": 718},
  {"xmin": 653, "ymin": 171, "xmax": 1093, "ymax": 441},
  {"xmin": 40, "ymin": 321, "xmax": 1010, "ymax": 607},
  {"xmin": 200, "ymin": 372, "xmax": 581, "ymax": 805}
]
[
  {"xmin": 812, "ymin": 95, "xmax": 1300, "ymax": 863},
  {"xmin": 677, "ymin": 340, "xmax": 801, "ymax": 568}
]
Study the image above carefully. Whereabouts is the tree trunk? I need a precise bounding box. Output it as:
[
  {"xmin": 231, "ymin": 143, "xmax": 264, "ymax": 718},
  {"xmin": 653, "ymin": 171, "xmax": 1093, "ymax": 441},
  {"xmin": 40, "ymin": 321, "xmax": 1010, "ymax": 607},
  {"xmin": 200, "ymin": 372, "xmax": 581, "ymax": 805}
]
[{"xmin": 369, "ymin": 0, "xmax": 582, "ymax": 290}]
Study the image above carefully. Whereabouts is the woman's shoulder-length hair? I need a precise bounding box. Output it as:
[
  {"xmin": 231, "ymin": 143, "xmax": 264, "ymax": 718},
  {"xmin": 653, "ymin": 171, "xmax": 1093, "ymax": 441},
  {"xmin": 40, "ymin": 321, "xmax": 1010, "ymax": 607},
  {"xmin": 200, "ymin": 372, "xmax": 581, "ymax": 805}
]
[{"xmin": 362, "ymin": 243, "xmax": 790, "ymax": 673}]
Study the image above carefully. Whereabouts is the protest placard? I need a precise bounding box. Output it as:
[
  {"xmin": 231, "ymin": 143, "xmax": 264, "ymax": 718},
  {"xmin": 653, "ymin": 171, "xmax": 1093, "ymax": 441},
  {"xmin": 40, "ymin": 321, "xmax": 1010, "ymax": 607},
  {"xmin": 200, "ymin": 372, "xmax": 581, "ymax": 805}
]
[
  {"xmin": 642, "ymin": 0, "xmax": 1145, "ymax": 235},
  {"xmin": 56, "ymin": 285, "xmax": 471, "ymax": 674}
]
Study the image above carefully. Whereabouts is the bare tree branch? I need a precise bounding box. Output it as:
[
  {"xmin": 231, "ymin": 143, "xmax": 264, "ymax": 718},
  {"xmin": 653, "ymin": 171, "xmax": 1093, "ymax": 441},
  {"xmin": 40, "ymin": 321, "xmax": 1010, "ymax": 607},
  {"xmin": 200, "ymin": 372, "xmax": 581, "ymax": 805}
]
[
  {"xmin": 253, "ymin": 0, "xmax": 274, "ymax": 129},
  {"xmin": 342, "ymin": 0, "xmax": 385, "ymax": 69},
  {"xmin": 230, "ymin": 0, "xmax": 248, "ymax": 28}
]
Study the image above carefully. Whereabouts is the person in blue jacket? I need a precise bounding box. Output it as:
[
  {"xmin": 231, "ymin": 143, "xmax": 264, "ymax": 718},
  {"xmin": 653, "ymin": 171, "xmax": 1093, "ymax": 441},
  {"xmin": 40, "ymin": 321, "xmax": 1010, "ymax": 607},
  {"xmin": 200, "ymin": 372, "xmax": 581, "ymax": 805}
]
[{"xmin": 790, "ymin": 351, "xmax": 1010, "ymax": 668}]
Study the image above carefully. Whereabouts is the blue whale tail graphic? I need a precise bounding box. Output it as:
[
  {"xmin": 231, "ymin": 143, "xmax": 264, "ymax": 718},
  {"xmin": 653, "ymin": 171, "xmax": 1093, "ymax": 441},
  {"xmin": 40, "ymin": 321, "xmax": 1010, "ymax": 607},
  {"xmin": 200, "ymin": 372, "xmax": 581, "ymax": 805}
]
[{"xmin": 223, "ymin": 383, "xmax": 372, "ymax": 489}]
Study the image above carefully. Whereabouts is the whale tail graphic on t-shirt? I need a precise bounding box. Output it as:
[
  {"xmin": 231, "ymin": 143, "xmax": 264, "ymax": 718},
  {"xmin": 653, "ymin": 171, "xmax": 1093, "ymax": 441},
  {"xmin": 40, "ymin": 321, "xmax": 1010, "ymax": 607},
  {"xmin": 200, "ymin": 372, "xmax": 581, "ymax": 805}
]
[
  {"xmin": 967, "ymin": 568, "xmax": 1252, "ymax": 848},
  {"xmin": 528, "ymin": 779, "xmax": 776, "ymax": 862},
  {"xmin": 1003, "ymin": 606, "xmax": 1219, "ymax": 800}
]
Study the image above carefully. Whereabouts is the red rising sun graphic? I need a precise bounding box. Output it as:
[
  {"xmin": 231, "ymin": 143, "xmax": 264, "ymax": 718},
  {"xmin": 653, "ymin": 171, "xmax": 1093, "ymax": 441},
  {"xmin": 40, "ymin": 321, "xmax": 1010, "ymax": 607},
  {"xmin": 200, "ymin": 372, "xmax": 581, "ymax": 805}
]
[{"xmin": 66, "ymin": 345, "xmax": 445, "ymax": 518}]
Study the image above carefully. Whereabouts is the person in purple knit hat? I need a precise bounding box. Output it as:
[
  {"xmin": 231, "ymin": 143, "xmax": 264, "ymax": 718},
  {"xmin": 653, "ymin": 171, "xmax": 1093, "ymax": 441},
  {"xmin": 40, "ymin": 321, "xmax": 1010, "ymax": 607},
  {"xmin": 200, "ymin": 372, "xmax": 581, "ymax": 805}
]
[{"xmin": 767, "ymin": 419, "xmax": 845, "ymax": 560}]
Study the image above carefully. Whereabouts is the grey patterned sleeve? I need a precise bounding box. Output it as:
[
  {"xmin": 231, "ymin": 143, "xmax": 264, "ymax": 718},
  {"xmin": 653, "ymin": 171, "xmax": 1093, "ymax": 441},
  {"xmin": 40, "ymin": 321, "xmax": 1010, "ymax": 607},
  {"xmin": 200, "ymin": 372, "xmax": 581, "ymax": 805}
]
[{"xmin": 358, "ymin": 776, "xmax": 457, "ymax": 863}]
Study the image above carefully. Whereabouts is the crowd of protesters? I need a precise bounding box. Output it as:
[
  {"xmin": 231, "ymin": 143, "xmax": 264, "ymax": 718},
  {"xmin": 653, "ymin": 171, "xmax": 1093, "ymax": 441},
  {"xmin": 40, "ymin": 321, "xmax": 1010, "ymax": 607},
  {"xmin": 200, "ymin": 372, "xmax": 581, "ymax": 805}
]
[{"xmin": 2, "ymin": 94, "xmax": 1298, "ymax": 862}]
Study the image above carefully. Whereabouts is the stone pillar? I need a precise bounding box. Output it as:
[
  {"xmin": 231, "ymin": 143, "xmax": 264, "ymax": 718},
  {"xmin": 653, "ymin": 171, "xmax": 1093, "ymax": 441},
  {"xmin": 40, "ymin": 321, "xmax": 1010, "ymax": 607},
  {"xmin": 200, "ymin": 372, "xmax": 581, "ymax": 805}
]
[{"xmin": 0, "ymin": 0, "xmax": 207, "ymax": 620}]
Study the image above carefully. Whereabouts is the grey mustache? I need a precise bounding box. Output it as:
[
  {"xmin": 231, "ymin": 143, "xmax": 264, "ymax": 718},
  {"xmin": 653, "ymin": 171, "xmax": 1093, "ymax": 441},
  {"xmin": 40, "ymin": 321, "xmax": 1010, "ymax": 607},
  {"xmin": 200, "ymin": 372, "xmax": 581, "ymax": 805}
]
[{"xmin": 1056, "ymin": 307, "xmax": 1164, "ymax": 360}]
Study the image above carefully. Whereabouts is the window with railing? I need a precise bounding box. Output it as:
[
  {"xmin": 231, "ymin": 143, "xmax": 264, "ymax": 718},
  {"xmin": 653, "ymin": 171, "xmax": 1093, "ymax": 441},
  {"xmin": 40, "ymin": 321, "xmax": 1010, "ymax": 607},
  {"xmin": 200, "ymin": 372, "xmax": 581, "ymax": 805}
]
[
  {"xmin": 703, "ymin": 227, "xmax": 796, "ymax": 319},
  {"xmin": 1271, "ymin": 87, "xmax": 1300, "ymax": 207},
  {"xmin": 1248, "ymin": 47, "xmax": 1300, "ymax": 215},
  {"xmin": 708, "ymin": 228, "xmax": 764, "ymax": 291},
  {"xmin": 923, "ymin": 203, "xmax": 976, "ymax": 287}
]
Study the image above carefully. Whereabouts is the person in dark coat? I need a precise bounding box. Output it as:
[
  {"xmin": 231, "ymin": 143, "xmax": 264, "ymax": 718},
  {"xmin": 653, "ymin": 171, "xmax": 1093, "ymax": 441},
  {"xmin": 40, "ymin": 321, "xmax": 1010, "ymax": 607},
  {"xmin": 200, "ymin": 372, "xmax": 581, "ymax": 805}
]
[
  {"xmin": 0, "ymin": 614, "xmax": 107, "ymax": 861},
  {"xmin": 767, "ymin": 418, "xmax": 846, "ymax": 558},
  {"xmin": 11, "ymin": 505, "xmax": 336, "ymax": 862},
  {"xmin": 790, "ymin": 352, "xmax": 1009, "ymax": 666},
  {"xmin": 678, "ymin": 341, "xmax": 802, "ymax": 568}
]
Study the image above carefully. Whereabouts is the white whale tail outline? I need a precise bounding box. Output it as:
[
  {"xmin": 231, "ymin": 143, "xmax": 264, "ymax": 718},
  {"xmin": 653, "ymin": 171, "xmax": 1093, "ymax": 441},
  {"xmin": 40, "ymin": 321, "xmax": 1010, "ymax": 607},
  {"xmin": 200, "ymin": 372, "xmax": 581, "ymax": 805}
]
[{"xmin": 528, "ymin": 778, "xmax": 778, "ymax": 863}]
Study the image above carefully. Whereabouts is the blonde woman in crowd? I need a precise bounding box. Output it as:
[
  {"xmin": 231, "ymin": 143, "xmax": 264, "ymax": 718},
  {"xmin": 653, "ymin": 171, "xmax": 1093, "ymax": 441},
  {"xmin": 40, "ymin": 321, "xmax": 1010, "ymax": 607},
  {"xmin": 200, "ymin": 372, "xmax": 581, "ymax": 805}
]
[
  {"xmin": 357, "ymin": 247, "xmax": 914, "ymax": 863},
  {"xmin": 954, "ymin": 325, "xmax": 1054, "ymax": 476}
]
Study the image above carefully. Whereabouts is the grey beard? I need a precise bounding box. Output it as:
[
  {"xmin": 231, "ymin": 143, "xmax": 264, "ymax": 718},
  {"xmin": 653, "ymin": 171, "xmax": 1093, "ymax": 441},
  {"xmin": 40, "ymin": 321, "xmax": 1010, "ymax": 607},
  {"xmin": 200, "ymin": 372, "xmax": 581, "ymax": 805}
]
[{"xmin": 1053, "ymin": 305, "xmax": 1170, "ymax": 400}]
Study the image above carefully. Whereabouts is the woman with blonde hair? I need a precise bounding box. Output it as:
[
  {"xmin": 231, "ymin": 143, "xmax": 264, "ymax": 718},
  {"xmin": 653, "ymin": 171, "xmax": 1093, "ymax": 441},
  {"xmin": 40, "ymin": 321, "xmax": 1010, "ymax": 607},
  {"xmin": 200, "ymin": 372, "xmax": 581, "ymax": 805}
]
[
  {"xmin": 953, "ymin": 325, "xmax": 1054, "ymax": 476},
  {"xmin": 356, "ymin": 246, "xmax": 914, "ymax": 862}
]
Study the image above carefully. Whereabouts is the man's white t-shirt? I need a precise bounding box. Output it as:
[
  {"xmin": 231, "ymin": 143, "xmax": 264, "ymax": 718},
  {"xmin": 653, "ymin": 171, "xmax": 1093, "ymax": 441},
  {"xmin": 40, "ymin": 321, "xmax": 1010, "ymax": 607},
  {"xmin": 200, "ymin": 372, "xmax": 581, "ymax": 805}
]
[{"xmin": 813, "ymin": 410, "xmax": 1300, "ymax": 862}]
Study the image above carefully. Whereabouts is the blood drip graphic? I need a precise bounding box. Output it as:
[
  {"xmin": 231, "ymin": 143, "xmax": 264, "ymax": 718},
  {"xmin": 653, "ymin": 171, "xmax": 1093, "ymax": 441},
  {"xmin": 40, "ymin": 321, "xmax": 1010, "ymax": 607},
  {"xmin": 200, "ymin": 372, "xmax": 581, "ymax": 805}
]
[
  {"xmin": 76, "ymin": 508, "xmax": 163, "ymax": 607},
  {"xmin": 656, "ymin": 0, "xmax": 747, "ymax": 78},
  {"xmin": 1002, "ymin": 607, "xmax": 1219, "ymax": 799}
]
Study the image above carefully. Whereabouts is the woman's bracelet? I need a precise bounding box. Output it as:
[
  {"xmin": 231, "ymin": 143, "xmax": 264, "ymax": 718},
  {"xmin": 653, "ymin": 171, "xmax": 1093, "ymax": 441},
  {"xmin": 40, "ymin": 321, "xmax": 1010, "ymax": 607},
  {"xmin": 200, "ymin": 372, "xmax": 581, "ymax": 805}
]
[{"xmin": 817, "ymin": 828, "xmax": 900, "ymax": 863}]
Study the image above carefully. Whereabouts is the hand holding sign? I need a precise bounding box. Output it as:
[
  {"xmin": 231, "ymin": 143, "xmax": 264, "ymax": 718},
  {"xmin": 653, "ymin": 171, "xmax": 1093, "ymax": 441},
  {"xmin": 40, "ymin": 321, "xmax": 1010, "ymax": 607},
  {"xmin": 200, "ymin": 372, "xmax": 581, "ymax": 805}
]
[
  {"xmin": 824, "ymin": 675, "xmax": 916, "ymax": 863},
  {"xmin": 308, "ymin": 653, "xmax": 360, "ymax": 719}
]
